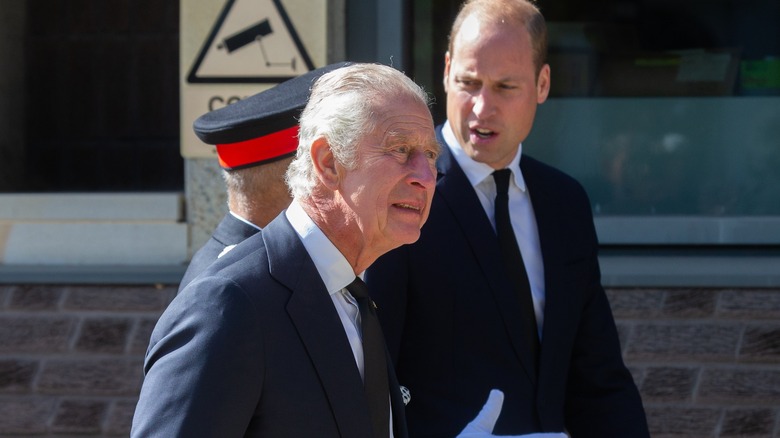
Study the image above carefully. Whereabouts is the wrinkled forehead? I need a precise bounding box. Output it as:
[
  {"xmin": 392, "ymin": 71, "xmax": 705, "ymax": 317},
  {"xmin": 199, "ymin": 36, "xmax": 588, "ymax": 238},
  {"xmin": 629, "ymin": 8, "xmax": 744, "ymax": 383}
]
[{"xmin": 373, "ymin": 97, "xmax": 435, "ymax": 137}]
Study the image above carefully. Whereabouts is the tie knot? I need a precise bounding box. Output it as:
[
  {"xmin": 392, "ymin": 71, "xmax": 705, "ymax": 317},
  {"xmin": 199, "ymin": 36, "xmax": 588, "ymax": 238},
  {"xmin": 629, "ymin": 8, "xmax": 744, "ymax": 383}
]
[
  {"xmin": 493, "ymin": 169, "xmax": 512, "ymax": 195},
  {"xmin": 346, "ymin": 277, "xmax": 370, "ymax": 300}
]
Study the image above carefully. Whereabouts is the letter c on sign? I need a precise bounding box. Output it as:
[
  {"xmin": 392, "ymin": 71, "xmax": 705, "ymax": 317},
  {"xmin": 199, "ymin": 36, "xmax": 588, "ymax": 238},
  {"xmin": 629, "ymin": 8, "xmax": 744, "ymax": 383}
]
[
  {"xmin": 208, "ymin": 96, "xmax": 224, "ymax": 111},
  {"xmin": 208, "ymin": 96, "xmax": 244, "ymax": 111}
]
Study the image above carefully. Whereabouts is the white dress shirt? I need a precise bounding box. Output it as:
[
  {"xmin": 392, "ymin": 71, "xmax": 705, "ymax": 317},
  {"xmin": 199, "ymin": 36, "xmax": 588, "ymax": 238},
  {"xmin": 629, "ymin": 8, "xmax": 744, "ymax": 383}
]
[
  {"xmin": 442, "ymin": 121, "xmax": 546, "ymax": 338},
  {"xmin": 285, "ymin": 200, "xmax": 394, "ymax": 436},
  {"xmin": 286, "ymin": 200, "xmax": 366, "ymax": 374}
]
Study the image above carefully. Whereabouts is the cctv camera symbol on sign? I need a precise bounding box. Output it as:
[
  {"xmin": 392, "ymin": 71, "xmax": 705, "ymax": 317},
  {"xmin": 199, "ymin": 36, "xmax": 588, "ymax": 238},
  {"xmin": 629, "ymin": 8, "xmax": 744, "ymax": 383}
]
[
  {"xmin": 217, "ymin": 18, "xmax": 298, "ymax": 70},
  {"xmin": 188, "ymin": 0, "xmax": 314, "ymax": 83}
]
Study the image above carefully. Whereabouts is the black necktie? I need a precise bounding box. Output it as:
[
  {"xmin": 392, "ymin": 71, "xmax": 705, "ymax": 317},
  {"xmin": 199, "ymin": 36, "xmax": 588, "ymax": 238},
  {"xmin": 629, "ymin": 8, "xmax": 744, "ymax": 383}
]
[
  {"xmin": 346, "ymin": 278, "xmax": 390, "ymax": 438},
  {"xmin": 493, "ymin": 169, "xmax": 540, "ymax": 373}
]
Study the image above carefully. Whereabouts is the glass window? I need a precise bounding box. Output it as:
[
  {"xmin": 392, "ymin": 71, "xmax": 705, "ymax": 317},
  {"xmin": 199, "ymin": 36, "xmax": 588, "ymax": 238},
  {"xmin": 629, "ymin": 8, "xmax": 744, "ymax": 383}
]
[{"xmin": 409, "ymin": 0, "xmax": 780, "ymax": 244}]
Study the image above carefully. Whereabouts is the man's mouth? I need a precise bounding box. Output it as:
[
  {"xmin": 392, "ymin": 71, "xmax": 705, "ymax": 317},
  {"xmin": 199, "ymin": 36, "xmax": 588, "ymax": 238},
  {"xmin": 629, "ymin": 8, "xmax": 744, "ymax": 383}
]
[
  {"xmin": 473, "ymin": 128, "xmax": 494, "ymax": 139},
  {"xmin": 394, "ymin": 203, "xmax": 422, "ymax": 212}
]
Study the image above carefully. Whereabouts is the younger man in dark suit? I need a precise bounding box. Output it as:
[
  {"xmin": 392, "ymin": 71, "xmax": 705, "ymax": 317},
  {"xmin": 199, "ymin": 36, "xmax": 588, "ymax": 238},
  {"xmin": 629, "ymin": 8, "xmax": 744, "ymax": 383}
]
[{"xmin": 366, "ymin": 0, "xmax": 650, "ymax": 436}]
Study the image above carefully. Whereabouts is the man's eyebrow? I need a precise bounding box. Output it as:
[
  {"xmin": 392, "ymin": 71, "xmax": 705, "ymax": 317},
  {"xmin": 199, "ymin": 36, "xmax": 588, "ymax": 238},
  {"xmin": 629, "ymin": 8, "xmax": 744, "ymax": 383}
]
[
  {"xmin": 431, "ymin": 139, "xmax": 443, "ymax": 154},
  {"xmin": 383, "ymin": 126, "xmax": 439, "ymax": 146},
  {"xmin": 385, "ymin": 130, "xmax": 427, "ymax": 143}
]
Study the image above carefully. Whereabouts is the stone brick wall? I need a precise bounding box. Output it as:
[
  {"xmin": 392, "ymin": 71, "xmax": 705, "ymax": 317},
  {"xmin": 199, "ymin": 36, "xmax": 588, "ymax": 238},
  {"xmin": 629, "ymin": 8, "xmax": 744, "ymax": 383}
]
[
  {"xmin": 0, "ymin": 284, "xmax": 175, "ymax": 436},
  {"xmin": 609, "ymin": 288, "xmax": 780, "ymax": 438},
  {"xmin": 1, "ymin": 285, "xmax": 778, "ymax": 436}
]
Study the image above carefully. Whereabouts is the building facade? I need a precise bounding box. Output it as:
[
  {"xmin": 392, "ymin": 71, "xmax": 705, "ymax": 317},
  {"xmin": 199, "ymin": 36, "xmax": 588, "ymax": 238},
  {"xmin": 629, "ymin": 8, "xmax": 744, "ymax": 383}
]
[{"xmin": 0, "ymin": 0, "xmax": 778, "ymax": 436}]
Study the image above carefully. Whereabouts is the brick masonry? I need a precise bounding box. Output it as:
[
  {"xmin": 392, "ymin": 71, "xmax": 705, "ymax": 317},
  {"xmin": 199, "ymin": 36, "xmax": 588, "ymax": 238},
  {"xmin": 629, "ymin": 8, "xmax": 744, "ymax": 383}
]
[
  {"xmin": 0, "ymin": 285, "xmax": 778, "ymax": 437},
  {"xmin": 0, "ymin": 284, "xmax": 175, "ymax": 436},
  {"xmin": 610, "ymin": 288, "xmax": 780, "ymax": 438}
]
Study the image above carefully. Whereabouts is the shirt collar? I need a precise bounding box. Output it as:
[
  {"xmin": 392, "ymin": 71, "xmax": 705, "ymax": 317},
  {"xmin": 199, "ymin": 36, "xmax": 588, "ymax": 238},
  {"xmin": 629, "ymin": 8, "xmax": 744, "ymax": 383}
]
[
  {"xmin": 442, "ymin": 120, "xmax": 527, "ymax": 192},
  {"xmin": 285, "ymin": 200, "xmax": 358, "ymax": 296},
  {"xmin": 228, "ymin": 211, "xmax": 262, "ymax": 231}
]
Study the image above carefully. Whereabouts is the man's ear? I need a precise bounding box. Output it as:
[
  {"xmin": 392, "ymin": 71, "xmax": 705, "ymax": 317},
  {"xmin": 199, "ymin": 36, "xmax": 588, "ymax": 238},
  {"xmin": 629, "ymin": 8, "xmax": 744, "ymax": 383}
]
[
  {"xmin": 311, "ymin": 137, "xmax": 340, "ymax": 190},
  {"xmin": 536, "ymin": 63, "xmax": 551, "ymax": 104},
  {"xmin": 443, "ymin": 51, "xmax": 451, "ymax": 92}
]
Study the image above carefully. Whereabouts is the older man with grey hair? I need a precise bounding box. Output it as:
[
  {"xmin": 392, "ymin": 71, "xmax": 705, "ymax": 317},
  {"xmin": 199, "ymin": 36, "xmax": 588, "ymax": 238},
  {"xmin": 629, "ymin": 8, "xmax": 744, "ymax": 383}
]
[{"xmin": 132, "ymin": 62, "xmax": 439, "ymax": 438}]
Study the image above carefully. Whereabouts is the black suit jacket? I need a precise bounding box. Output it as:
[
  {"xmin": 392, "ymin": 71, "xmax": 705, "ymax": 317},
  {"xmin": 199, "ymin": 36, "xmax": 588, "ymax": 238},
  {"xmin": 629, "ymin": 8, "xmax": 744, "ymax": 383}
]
[
  {"xmin": 178, "ymin": 213, "xmax": 260, "ymax": 293},
  {"xmin": 365, "ymin": 126, "xmax": 648, "ymax": 437},
  {"xmin": 133, "ymin": 213, "xmax": 408, "ymax": 437}
]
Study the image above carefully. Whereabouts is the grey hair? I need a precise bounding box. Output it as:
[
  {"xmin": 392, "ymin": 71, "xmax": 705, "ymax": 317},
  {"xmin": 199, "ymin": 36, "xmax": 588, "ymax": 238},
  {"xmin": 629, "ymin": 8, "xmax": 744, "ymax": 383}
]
[{"xmin": 285, "ymin": 63, "xmax": 431, "ymax": 199}]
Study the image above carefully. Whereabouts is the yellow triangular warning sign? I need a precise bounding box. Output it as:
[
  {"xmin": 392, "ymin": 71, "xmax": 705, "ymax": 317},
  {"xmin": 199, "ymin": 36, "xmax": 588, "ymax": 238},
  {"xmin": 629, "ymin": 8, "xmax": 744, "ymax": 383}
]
[{"xmin": 188, "ymin": 0, "xmax": 314, "ymax": 83}]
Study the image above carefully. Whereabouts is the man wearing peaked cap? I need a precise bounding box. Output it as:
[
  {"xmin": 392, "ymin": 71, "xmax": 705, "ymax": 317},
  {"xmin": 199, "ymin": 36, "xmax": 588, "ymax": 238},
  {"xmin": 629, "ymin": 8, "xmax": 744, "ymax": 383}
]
[{"xmin": 178, "ymin": 62, "xmax": 352, "ymax": 292}]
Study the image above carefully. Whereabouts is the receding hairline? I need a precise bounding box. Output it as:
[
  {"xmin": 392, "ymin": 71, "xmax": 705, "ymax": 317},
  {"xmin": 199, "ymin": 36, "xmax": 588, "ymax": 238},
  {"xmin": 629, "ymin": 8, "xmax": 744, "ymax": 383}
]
[{"xmin": 447, "ymin": 0, "xmax": 548, "ymax": 73}]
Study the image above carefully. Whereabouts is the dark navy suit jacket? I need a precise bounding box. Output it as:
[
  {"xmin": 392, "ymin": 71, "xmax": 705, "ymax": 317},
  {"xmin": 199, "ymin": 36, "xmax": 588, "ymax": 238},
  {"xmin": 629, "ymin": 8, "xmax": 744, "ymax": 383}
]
[
  {"xmin": 178, "ymin": 213, "xmax": 260, "ymax": 293},
  {"xmin": 133, "ymin": 213, "xmax": 408, "ymax": 437},
  {"xmin": 365, "ymin": 126, "xmax": 648, "ymax": 437}
]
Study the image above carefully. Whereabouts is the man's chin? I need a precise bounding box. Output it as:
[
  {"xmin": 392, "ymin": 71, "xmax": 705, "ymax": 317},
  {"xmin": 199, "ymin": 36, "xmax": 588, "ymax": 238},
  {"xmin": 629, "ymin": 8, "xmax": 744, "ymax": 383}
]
[{"xmin": 386, "ymin": 229, "xmax": 422, "ymax": 249}]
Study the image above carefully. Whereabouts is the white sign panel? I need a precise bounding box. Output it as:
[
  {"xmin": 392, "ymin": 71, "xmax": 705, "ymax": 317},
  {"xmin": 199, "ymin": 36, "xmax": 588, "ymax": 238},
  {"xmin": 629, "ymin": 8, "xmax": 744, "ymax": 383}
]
[{"xmin": 181, "ymin": 0, "xmax": 327, "ymax": 158}]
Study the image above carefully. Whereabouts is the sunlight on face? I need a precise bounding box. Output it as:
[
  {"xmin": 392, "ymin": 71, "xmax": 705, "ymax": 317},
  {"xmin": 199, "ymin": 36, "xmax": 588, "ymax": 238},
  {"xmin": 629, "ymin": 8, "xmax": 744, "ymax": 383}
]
[
  {"xmin": 340, "ymin": 95, "xmax": 439, "ymax": 255},
  {"xmin": 445, "ymin": 16, "xmax": 549, "ymax": 170}
]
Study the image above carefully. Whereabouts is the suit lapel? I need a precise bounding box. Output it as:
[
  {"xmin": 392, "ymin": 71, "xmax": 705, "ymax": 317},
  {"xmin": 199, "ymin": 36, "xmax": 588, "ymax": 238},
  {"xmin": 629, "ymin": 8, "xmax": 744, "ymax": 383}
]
[
  {"xmin": 520, "ymin": 158, "xmax": 576, "ymax": 387},
  {"xmin": 263, "ymin": 216, "xmax": 373, "ymax": 438},
  {"xmin": 435, "ymin": 128, "xmax": 538, "ymax": 384}
]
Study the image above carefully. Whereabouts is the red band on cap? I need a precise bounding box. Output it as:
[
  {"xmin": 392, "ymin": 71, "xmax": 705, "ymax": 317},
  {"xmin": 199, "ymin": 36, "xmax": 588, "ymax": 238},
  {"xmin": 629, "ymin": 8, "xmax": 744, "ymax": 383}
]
[{"xmin": 216, "ymin": 126, "xmax": 299, "ymax": 169}]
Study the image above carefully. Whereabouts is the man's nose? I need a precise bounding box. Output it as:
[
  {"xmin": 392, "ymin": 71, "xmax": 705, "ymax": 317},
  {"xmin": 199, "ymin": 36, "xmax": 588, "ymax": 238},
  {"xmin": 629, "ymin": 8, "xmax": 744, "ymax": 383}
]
[
  {"xmin": 408, "ymin": 152, "xmax": 437, "ymax": 189},
  {"xmin": 472, "ymin": 88, "xmax": 495, "ymax": 117}
]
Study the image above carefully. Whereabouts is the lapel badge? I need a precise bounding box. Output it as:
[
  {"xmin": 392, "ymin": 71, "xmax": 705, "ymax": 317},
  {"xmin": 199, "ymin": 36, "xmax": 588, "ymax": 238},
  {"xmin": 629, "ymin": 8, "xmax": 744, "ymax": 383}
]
[{"xmin": 400, "ymin": 385, "xmax": 411, "ymax": 405}]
